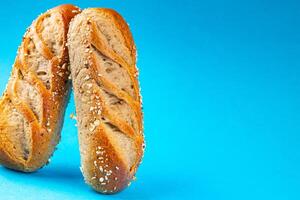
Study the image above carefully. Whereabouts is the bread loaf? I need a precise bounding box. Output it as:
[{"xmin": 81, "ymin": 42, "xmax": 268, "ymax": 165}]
[
  {"xmin": 0, "ymin": 4, "xmax": 80, "ymax": 172},
  {"xmin": 68, "ymin": 8, "xmax": 144, "ymax": 193}
]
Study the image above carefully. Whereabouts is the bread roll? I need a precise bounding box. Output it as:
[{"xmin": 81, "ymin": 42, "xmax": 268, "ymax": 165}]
[
  {"xmin": 68, "ymin": 8, "xmax": 144, "ymax": 193},
  {"xmin": 0, "ymin": 4, "xmax": 80, "ymax": 172}
]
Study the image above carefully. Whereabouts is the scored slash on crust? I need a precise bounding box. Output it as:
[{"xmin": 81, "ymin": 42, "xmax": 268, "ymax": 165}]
[
  {"xmin": 67, "ymin": 7, "xmax": 145, "ymax": 194},
  {"xmin": 0, "ymin": 5, "xmax": 79, "ymax": 172}
]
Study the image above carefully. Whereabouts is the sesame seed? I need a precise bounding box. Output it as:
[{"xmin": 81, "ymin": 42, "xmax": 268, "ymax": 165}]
[
  {"xmin": 86, "ymin": 83, "xmax": 92, "ymax": 88},
  {"xmin": 84, "ymin": 75, "xmax": 90, "ymax": 80},
  {"xmin": 89, "ymin": 125, "xmax": 95, "ymax": 131},
  {"xmin": 99, "ymin": 177, "xmax": 104, "ymax": 182},
  {"xmin": 94, "ymin": 120, "xmax": 100, "ymax": 126},
  {"xmin": 70, "ymin": 113, "xmax": 77, "ymax": 120}
]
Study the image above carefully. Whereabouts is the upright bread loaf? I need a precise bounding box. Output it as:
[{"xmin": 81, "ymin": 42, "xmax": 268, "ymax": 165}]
[
  {"xmin": 0, "ymin": 4, "xmax": 80, "ymax": 172},
  {"xmin": 68, "ymin": 8, "xmax": 144, "ymax": 193}
]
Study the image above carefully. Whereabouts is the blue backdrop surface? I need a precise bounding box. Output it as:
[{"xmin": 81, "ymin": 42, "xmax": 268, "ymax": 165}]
[{"xmin": 0, "ymin": 0, "xmax": 299, "ymax": 199}]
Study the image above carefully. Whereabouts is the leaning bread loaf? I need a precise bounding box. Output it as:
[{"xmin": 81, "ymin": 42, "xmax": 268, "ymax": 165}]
[
  {"xmin": 68, "ymin": 8, "xmax": 144, "ymax": 193},
  {"xmin": 0, "ymin": 4, "xmax": 80, "ymax": 172}
]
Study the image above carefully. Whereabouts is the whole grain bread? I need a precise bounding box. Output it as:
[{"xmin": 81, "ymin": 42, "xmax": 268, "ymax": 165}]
[
  {"xmin": 68, "ymin": 8, "xmax": 144, "ymax": 193},
  {"xmin": 0, "ymin": 4, "xmax": 80, "ymax": 172}
]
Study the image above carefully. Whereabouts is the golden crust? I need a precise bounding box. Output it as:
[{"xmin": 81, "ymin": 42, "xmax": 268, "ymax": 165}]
[
  {"xmin": 85, "ymin": 125, "xmax": 130, "ymax": 193},
  {"xmin": 0, "ymin": 4, "xmax": 80, "ymax": 172},
  {"xmin": 69, "ymin": 8, "xmax": 144, "ymax": 193},
  {"xmin": 89, "ymin": 8, "xmax": 137, "ymax": 62}
]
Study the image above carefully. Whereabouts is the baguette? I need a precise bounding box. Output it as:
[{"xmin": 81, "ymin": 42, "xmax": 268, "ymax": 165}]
[
  {"xmin": 0, "ymin": 4, "xmax": 80, "ymax": 172},
  {"xmin": 68, "ymin": 8, "xmax": 144, "ymax": 193}
]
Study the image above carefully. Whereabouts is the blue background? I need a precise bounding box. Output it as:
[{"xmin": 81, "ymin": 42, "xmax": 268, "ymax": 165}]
[{"xmin": 0, "ymin": 0, "xmax": 299, "ymax": 199}]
